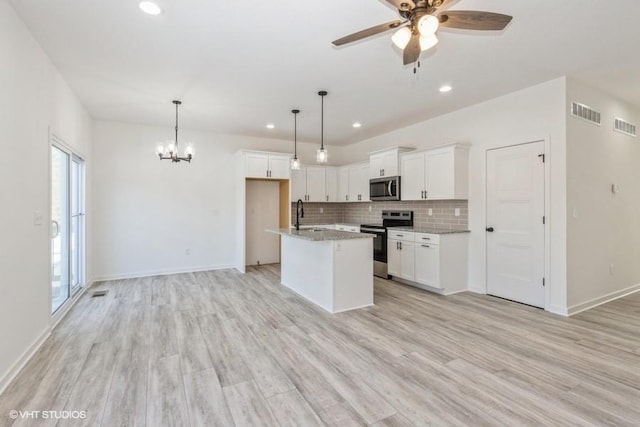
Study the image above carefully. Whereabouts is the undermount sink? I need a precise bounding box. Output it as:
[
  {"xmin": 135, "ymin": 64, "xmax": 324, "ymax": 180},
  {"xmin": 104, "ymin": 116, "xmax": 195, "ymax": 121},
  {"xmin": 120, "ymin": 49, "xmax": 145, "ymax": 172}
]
[{"xmin": 306, "ymin": 228, "xmax": 327, "ymax": 232}]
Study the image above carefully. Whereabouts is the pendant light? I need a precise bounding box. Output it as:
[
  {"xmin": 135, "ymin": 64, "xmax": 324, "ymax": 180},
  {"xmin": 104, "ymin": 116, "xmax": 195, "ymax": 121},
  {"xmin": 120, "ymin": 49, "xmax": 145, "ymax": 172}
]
[
  {"xmin": 316, "ymin": 90, "xmax": 328, "ymax": 163},
  {"xmin": 156, "ymin": 100, "xmax": 194, "ymax": 163},
  {"xmin": 291, "ymin": 109, "xmax": 301, "ymax": 170}
]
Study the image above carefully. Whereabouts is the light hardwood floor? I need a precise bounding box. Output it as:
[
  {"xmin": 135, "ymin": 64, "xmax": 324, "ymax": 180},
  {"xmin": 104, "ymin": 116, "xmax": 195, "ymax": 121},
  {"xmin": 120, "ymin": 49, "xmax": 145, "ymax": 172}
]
[{"xmin": 2, "ymin": 265, "xmax": 640, "ymax": 426}]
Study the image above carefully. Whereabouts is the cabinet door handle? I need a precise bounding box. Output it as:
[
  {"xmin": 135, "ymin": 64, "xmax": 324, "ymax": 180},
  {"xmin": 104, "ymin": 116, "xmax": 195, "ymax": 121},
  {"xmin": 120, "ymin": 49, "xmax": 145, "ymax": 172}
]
[
  {"xmin": 382, "ymin": 169, "xmax": 385, "ymax": 176},
  {"xmin": 422, "ymin": 237, "xmax": 431, "ymax": 240},
  {"xmin": 396, "ymin": 234, "xmax": 403, "ymax": 237},
  {"xmin": 486, "ymin": 227, "xmax": 495, "ymax": 232},
  {"xmin": 396, "ymin": 241, "xmax": 399, "ymax": 250},
  {"xmin": 326, "ymin": 195, "xmax": 329, "ymax": 202},
  {"xmin": 399, "ymin": 242, "xmax": 402, "ymax": 250},
  {"xmin": 421, "ymin": 245, "xmax": 430, "ymax": 248}
]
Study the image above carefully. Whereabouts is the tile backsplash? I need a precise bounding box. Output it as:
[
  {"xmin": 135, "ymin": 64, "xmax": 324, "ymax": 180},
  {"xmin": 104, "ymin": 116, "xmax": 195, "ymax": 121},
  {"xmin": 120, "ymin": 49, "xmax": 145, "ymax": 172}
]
[{"xmin": 291, "ymin": 200, "xmax": 468, "ymax": 230}]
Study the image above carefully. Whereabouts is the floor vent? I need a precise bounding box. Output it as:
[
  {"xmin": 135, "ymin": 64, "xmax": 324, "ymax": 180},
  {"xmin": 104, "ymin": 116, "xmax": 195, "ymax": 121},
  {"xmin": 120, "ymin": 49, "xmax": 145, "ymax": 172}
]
[
  {"xmin": 614, "ymin": 117, "xmax": 637, "ymax": 137},
  {"xmin": 92, "ymin": 290, "xmax": 109, "ymax": 298},
  {"xmin": 571, "ymin": 101, "xmax": 601, "ymax": 126}
]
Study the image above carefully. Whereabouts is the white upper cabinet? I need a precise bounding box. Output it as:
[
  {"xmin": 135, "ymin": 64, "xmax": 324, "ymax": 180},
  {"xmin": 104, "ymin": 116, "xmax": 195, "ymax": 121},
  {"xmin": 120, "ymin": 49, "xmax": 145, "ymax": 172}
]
[
  {"xmin": 290, "ymin": 166, "xmax": 330, "ymax": 202},
  {"xmin": 400, "ymin": 143, "xmax": 469, "ymax": 200},
  {"xmin": 369, "ymin": 147, "xmax": 412, "ymax": 178},
  {"xmin": 325, "ymin": 167, "xmax": 338, "ymax": 202},
  {"xmin": 305, "ymin": 167, "xmax": 326, "ymax": 202},
  {"xmin": 338, "ymin": 166, "xmax": 350, "ymax": 202},
  {"xmin": 244, "ymin": 152, "xmax": 291, "ymax": 179},
  {"xmin": 347, "ymin": 163, "xmax": 369, "ymax": 202},
  {"xmin": 400, "ymin": 152, "xmax": 426, "ymax": 201},
  {"xmin": 268, "ymin": 155, "xmax": 291, "ymax": 179},
  {"xmin": 290, "ymin": 168, "xmax": 307, "ymax": 202}
]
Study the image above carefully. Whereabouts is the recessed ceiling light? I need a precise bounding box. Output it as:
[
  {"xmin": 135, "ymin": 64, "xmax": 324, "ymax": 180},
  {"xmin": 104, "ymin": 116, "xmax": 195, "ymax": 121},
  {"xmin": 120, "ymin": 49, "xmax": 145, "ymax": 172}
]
[
  {"xmin": 139, "ymin": 1, "xmax": 163, "ymax": 15},
  {"xmin": 352, "ymin": 122, "xmax": 362, "ymax": 128},
  {"xmin": 266, "ymin": 123, "xmax": 275, "ymax": 129},
  {"xmin": 439, "ymin": 85, "xmax": 453, "ymax": 93}
]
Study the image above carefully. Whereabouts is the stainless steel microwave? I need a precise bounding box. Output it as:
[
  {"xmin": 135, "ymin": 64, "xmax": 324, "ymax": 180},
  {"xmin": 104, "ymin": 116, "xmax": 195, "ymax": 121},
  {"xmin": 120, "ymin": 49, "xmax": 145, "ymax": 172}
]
[{"xmin": 369, "ymin": 176, "xmax": 401, "ymax": 201}]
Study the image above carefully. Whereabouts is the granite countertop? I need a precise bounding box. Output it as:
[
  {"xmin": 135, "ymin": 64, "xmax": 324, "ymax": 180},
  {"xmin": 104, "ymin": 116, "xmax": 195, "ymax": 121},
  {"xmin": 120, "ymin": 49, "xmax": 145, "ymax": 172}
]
[
  {"xmin": 387, "ymin": 226, "xmax": 470, "ymax": 235},
  {"xmin": 267, "ymin": 228, "xmax": 375, "ymax": 241}
]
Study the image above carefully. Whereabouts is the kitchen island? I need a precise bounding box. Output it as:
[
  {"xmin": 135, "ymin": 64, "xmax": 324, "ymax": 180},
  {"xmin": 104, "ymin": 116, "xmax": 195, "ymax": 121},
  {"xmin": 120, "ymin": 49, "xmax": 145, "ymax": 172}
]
[{"xmin": 267, "ymin": 228, "xmax": 374, "ymax": 313}]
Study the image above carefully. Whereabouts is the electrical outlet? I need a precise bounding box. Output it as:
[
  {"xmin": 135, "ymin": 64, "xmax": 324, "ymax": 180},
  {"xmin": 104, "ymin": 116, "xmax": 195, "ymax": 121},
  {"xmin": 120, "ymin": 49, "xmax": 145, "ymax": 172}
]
[
  {"xmin": 572, "ymin": 208, "xmax": 578, "ymax": 218},
  {"xmin": 320, "ymin": 207, "xmax": 324, "ymax": 213},
  {"xmin": 609, "ymin": 264, "xmax": 615, "ymax": 275},
  {"xmin": 369, "ymin": 205, "xmax": 372, "ymax": 212},
  {"xmin": 454, "ymin": 208, "xmax": 460, "ymax": 217},
  {"xmin": 428, "ymin": 208, "xmax": 433, "ymax": 216},
  {"xmin": 185, "ymin": 249, "xmax": 191, "ymax": 256}
]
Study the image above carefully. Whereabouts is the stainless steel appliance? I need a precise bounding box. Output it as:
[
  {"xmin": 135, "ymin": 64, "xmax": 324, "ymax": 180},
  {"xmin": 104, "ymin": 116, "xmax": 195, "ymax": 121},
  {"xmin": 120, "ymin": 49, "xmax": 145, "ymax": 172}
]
[
  {"xmin": 369, "ymin": 176, "xmax": 401, "ymax": 201},
  {"xmin": 360, "ymin": 210, "xmax": 413, "ymax": 278}
]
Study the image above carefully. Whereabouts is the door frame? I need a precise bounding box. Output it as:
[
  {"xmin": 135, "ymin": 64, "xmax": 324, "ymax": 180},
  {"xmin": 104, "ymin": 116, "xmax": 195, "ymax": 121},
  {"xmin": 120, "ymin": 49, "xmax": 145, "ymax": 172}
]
[
  {"xmin": 49, "ymin": 130, "xmax": 86, "ymax": 320},
  {"xmin": 484, "ymin": 137, "xmax": 551, "ymax": 311}
]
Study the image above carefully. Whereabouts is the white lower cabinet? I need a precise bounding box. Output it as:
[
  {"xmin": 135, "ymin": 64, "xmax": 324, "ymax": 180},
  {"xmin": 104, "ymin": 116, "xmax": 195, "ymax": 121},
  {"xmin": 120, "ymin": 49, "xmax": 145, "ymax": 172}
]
[
  {"xmin": 387, "ymin": 233, "xmax": 414, "ymax": 281},
  {"xmin": 414, "ymin": 243, "xmax": 440, "ymax": 288},
  {"xmin": 387, "ymin": 231, "xmax": 468, "ymax": 294}
]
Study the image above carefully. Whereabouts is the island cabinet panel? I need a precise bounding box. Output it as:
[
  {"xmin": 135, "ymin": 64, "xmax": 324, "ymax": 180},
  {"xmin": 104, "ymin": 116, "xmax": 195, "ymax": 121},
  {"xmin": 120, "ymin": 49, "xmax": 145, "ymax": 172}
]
[{"xmin": 278, "ymin": 233, "xmax": 374, "ymax": 313}]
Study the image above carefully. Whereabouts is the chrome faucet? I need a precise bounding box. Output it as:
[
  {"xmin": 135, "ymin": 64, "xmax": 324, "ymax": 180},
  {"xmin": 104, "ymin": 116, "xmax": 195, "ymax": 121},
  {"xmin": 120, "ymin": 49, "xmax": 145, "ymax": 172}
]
[{"xmin": 295, "ymin": 199, "xmax": 304, "ymax": 230}]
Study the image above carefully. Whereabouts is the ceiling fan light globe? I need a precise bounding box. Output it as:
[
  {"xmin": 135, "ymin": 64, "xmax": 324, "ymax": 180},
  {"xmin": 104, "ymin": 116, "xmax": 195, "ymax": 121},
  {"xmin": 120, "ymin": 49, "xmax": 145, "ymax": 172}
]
[
  {"xmin": 391, "ymin": 27, "xmax": 412, "ymax": 49},
  {"xmin": 419, "ymin": 34, "xmax": 438, "ymax": 51},
  {"xmin": 418, "ymin": 15, "xmax": 439, "ymax": 36}
]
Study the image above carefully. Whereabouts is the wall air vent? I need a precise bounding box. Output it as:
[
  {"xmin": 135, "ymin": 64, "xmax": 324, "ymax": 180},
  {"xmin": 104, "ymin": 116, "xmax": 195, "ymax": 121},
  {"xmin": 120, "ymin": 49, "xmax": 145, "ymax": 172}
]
[
  {"xmin": 613, "ymin": 117, "xmax": 637, "ymax": 137},
  {"xmin": 571, "ymin": 102, "xmax": 601, "ymax": 126}
]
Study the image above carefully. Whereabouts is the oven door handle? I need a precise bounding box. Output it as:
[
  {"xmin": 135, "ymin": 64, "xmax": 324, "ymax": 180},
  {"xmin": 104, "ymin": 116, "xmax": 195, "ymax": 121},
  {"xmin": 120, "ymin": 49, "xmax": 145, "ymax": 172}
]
[{"xmin": 360, "ymin": 227, "xmax": 385, "ymax": 233}]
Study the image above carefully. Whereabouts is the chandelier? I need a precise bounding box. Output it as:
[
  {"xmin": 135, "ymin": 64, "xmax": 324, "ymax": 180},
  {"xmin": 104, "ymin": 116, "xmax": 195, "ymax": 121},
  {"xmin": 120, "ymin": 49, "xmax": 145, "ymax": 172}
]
[{"xmin": 156, "ymin": 100, "xmax": 194, "ymax": 163}]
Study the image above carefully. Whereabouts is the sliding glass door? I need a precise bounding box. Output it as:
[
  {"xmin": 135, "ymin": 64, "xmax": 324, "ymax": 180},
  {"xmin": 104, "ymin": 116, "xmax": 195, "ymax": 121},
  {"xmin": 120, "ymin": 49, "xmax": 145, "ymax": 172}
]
[{"xmin": 51, "ymin": 144, "xmax": 85, "ymax": 314}]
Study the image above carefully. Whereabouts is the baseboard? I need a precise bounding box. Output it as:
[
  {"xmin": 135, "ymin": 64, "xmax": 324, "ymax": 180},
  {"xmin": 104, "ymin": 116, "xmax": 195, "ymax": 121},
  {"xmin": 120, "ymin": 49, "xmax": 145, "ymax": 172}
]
[
  {"xmin": 547, "ymin": 304, "xmax": 569, "ymax": 317},
  {"xmin": 92, "ymin": 264, "xmax": 235, "ymax": 282},
  {"xmin": 467, "ymin": 286, "xmax": 486, "ymax": 294},
  {"xmin": 567, "ymin": 283, "xmax": 640, "ymax": 316},
  {"xmin": 0, "ymin": 326, "xmax": 51, "ymax": 396}
]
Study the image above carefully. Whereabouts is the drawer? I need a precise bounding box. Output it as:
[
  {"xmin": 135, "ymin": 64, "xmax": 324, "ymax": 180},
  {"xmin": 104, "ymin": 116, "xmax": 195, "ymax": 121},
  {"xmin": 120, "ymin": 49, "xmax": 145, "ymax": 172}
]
[
  {"xmin": 414, "ymin": 233, "xmax": 440, "ymax": 245},
  {"xmin": 388, "ymin": 230, "xmax": 414, "ymax": 242}
]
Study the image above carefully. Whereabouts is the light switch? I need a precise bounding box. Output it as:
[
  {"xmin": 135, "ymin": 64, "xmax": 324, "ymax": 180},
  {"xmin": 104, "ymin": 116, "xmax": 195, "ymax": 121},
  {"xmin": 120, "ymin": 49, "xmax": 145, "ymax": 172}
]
[
  {"xmin": 572, "ymin": 208, "xmax": 578, "ymax": 218},
  {"xmin": 33, "ymin": 211, "xmax": 43, "ymax": 226}
]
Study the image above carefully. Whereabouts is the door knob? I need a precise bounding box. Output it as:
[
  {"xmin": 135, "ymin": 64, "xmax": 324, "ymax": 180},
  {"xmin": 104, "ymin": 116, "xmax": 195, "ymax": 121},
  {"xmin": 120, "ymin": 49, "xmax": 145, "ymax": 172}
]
[{"xmin": 486, "ymin": 227, "xmax": 495, "ymax": 232}]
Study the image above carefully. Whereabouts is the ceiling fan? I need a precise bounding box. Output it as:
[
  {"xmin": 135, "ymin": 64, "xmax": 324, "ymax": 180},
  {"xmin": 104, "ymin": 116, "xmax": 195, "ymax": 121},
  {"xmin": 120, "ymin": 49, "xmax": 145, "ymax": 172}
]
[{"xmin": 332, "ymin": 0, "xmax": 513, "ymax": 66}]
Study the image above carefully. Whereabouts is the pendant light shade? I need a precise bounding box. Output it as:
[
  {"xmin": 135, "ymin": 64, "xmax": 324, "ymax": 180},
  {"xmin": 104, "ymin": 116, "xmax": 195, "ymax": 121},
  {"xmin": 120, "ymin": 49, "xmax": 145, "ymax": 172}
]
[
  {"xmin": 291, "ymin": 109, "xmax": 301, "ymax": 170},
  {"xmin": 316, "ymin": 90, "xmax": 328, "ymax": 163}
]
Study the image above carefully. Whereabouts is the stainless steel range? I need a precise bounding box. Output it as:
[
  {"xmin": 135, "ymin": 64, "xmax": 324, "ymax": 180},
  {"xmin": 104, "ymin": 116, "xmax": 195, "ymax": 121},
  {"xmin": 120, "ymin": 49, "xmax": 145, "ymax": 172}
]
[{"xmin": 360, "ymin": 210, "xmax": 413, "ymax": 278}]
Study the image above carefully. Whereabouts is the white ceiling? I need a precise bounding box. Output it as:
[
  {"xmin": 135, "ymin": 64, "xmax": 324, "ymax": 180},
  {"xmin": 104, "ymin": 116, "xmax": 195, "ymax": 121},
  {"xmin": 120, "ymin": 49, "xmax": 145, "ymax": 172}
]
[{"xmin": 10, "ymin": 0, "xmax": 640, "ymax": 145}]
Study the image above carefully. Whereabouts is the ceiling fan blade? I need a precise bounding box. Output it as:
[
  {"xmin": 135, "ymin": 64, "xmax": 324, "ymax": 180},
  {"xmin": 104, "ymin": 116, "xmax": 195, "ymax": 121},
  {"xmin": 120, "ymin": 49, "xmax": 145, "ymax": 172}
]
[
  {"xmin": 384, "ymin": 0, "xmax": 415, "ymax": 11},
  {"xmin": 438, "ymin": 11, "xmax": 513, "ymax": 31},
  {"xmin": 332, "ymin": 20, "xmax": 404, "ymax": 46},
  {"xmin": 403, "ymin": 34, "xmax": 421, "ymax": 65}
]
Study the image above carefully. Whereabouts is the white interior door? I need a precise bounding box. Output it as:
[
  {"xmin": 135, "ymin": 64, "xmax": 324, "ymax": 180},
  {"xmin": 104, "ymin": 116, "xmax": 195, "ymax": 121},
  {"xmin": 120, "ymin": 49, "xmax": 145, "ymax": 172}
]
[
  {"xmin": 246, "ymin": 180, "xmax": 280, "ymax": 266},
  {"xmin": 486, "ymin": 141, "xmax": 545, "ymax": 308}
]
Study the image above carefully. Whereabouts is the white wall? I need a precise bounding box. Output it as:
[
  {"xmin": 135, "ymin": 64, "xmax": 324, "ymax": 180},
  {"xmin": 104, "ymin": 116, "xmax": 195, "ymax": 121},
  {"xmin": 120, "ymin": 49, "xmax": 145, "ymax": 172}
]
[
  {"xmin": 566, "ymin": 78, "xmax": 640, "ymax": 312},
  {"xmin": 0, "ymin": 0, "xmax": 92, "ymax": 391},
  {"xmin": 337, "ymin": 78, "xmax": 568, "ymax": 313},
  {"xmin": 92, "ymin": 120, "xmax": 332, "ymax": 279}
]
